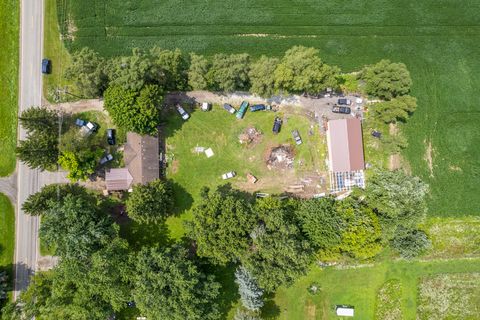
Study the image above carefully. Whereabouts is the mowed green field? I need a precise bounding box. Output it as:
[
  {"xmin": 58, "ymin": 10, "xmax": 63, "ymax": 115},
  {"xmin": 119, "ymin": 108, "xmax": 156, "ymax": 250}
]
[
  {"xmin": 0, "ymin": 1, "xmax": 19, "ymax": 176},
  {"xmin": 57, "ymin": 0, "xmax": 480, "ymax": 216},
  {"xmin": 0, "ymin": 194, "xmax": 15, "ymax": 303}
]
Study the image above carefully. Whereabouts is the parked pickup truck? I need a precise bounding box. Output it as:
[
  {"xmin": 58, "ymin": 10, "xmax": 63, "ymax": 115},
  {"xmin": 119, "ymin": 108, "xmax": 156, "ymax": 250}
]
[
  {"xmin": 337, "ymin": 98, "xmax": 352, "ymax": 105},
  {"xmin": 332, "ymin": 106, "xmax": 351, "ymax": 114}
]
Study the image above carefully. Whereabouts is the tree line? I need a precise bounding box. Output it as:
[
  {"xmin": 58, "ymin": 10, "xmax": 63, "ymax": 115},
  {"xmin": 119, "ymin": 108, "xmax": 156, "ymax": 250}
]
[
  {"xmin": 17, "ymin": 46, "xmax": 415, "ymax": 178},
  {"xmin": 1, "ymin": 169, "xmax": 429, "ymax": 319},
  {"xmin": 66, "ymin": 46, "xmax": 414, "ymax": 135}
]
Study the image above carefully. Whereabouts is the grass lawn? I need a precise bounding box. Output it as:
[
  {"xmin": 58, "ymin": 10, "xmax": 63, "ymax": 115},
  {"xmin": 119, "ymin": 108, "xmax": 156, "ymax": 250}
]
[
  {"xmin": 164, "ymin": 105, "xmax": 326, "ymax": 238},
  {"xmin": 273, "ymin": 258, "xmax": 480, "ymax": 320},
  {"xmin": 421, "ymin": 216, "xmax": 480, "ymax": 259},
  {"xmin": 0, "ymin": 194, "xmax": 15, "ymax": 304},
  {"xmin": 0, "ymin": 1, "xmax": 19, "ymax": 176},
  {"xmin": 269, "ymin": 215, "xmax": 480, "ymax": 320},
  {"xmin": 43, "ymin": 0, "xmax": 74, "ymax": 102},
  {"xmin": 53, "ymin": 0, "xmax": 480, "ymax": 216}
]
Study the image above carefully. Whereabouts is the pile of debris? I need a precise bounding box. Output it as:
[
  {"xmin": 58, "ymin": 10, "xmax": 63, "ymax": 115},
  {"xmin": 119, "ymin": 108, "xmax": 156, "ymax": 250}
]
[
  {"xmin": 266, "ymin": 144, "xmax": 295, "ymax": 169},
  {"xmin": 239, "ymin": 127, "xmax": 263, "ymax": 146}
]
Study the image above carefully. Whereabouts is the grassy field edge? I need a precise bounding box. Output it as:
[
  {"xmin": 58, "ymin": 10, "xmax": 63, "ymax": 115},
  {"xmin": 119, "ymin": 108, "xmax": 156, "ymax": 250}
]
[
  {"xmin": 0, "ymin": 1, "xmax": 19, "ymax": 176},
  {"xmin": 0, "ymin": 194, "xmax": 15, "ymax": 304}
]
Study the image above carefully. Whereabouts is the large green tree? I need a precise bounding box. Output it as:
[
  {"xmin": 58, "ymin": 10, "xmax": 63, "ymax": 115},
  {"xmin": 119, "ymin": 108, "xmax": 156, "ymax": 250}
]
[
  {"xmin": 1, "ymin": 270, "xmax": 114, "ymax": 320},
  {"xmin": 188, "ymin": 53, "xmax": 211, "ymax": 90},
  {"xmin": 359, "ymin": 59, "xmax": 412, "ymax": 100},
  {"xmin": 208, "ymin": 53, "xmax": 250, "ymax": 92},
  {"xmin": 363, "ymin": 170, "xmax": 429, "ymax": 238},
  {"xmin": 296, "ymin": 197, "xmax": 345, "ymax": 249},
  {"xmin": 16, "ymin": 107, "xmax": 60, "ymax": 171},
  {"xmin": 40, "ymin": 194, "xmax": 118, "ymax": 261},
  {"xmin": 16, "ymin": 132, "xmax": 59, "ymax": 171},
  {"xmin": 105, "ymin": 48, "xmax": 154, "ymax": 91},
  {"xmin": 125, "ymin": 179, "xmax": 173, "ymax": 224},
  {"xmin": 56, "ymin": 238, "xmax": 133, "ymax": 312},
  {"xmin": 150, "ymin": 47, "xmax": 188, "ymax": 91},
  {"xmin": 18, "ymin": 107, "xmax": 61, "ymax": 133},
  {"xmin": 372, "ymin": 95, "xmax": 417, "ymax": 123},
  {"xmin": 391, "ymin": 227, "xmax": 431, "ymax": 259},
  {"xmin": 132, "ymin": 246, "xmax": 221, "ymax": 320},
  {"xmin": 58, "ymin": 149, "xmax": 102, "ymax": 182},
  {"xmin": 64, "ymin": 47, "xmax": 107, "ymax": 97},
  {"xmin": 274, "ymin": 46, "xmax": 339, "ymax": 94},
  {"xmin": 335, "ymin": 199, "xmax": 383, "ymax": 260},
  {"xmin": 241, "ymin": 198, "xmax": 313, "ymax": 292},
  {"xmin": 103, "ymin": 84, "xmax": 163, "ymax": 135},
  {"xmin": 188, "ymin": 186, "xmax": 256, "ymax": 265},
  {"xmin": 248, "ymin": 56, "xmax": 279, "ymax": 97},
  {"xmin": 22, "ymin": 183, "xmax": 93, "ymax": 216}
]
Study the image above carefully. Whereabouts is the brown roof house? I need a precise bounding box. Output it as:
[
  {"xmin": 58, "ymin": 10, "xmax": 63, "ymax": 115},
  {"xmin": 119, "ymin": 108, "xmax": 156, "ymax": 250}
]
[
  {"xmin": 326, "ymin": 118, "xmax": 365, "ymax": 192},
  {"xmin": 105, "ymin": 132, "xmax": 160, "ymax": 191}
]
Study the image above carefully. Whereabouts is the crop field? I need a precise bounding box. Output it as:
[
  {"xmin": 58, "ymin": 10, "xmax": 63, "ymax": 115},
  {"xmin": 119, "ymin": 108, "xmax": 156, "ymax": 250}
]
[
  {"xmin": 53, "ymin": 0, "xmax": 480, "ymax": 216},
  {"xmin": 0, "ymin": 1, "xmax": 19, "ymax": 176},
  {"xmin": 164, "ymin": 105, "xmax": 325, "ymax": 238}
]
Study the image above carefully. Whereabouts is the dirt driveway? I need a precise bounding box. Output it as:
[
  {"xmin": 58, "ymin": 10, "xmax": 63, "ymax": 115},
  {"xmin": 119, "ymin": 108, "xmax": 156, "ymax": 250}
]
[{"xmin": 166, "ymin": 91, "xmax": 365, "ymax": 128}]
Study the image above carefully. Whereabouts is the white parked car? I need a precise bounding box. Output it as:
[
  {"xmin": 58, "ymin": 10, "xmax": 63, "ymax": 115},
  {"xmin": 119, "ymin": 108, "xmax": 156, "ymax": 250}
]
[
  {"xmin": 176, "ymin": 104, "xmax": 190, "ymax": 120},
  {"xmin": 222, "ymin": 171, "xmax": 236, "ymax": 180}
]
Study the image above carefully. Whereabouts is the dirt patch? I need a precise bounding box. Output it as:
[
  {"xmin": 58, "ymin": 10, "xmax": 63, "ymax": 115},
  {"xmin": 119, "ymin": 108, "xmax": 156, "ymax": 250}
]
[
  {"xmin": 239, "ymin": 126, "xmax": 263, "ymax": 146},
  {"xmin": 424, "ymin": 140, "xmax": 434, "ymax": 177},
  {"xmin": 266, "ymin": 144, "xmax": 295, "ymax": 170},
  {"xmin": 171, "ymin": 159, "xmax": 179, "ymax": 174},
  {"xmin": 305, "ymin": 300, "xmax": 317, "ymax": 320},
  {"xmin": 48, "ymin": 99, "xmax": 105, "ymax": 114},
  {"xmin": 449, "ymin": 165, "xmax": 462, "ymax": 172},
  {"xmin": 389, "ymin": 153, "xmax": 402, "ymax": 170}
]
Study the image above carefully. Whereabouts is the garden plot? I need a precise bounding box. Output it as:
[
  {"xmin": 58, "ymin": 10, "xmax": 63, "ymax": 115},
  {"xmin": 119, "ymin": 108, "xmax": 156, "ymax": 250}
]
[
  {"xmin": 375, "ymin": 279, "xmax": 403, "ymax": 320},
  {"xmin": 417, "ymin": 273, "xmax": 480, "ymax": 320}
]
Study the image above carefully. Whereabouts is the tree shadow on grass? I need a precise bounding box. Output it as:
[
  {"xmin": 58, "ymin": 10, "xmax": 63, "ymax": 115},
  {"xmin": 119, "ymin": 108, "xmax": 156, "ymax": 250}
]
[
  {"xmin": 202, "ymin": 263, "xmax": 240, "ymax": 320},
  {"xmin": 261, "ymin": 294, "xmax": 281, "ymax": 319},
  {"xmin": 160, "ymin": 99, "xmax": 199, "ymax": 140},
  {"xmin": 216, "ymin": 183, "xmax": 256, "ymax": 204},
  {"xmin": 119, "ymin": 221, "xmax": 172, "ymax": 251},
  {"xmin": 170, "ymin": 180, "xmax": 194, "ymax": 216}
]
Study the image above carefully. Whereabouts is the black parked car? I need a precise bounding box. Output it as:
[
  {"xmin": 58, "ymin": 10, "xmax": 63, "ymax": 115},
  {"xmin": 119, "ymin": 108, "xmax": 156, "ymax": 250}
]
[
  {"xmin": 332, "ymin": 105, "xmax": 351, "ymax": 114},
  {"xmin": 107, "ymin": 129, "xmax": 116, "ymax": 145},
  {"xmin": 272, "ymin": 117, "xmax": 282, "ymax": 134},
  {"xmin": 41, "ymin": 58, "xmax": 51, "ymax": 74}
]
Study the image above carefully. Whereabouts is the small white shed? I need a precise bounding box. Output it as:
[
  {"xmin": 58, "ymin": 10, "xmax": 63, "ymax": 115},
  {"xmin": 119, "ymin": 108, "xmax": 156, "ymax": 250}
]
[{"xmin": 336, "ymin": 306, "xmax": 354, "ymax": 317}]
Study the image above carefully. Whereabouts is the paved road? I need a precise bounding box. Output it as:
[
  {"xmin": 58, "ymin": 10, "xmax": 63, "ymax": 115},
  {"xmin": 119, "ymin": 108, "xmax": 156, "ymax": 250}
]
[{"xmin": 13, "ymin": 0, "xmax": 45, "ymax": 300}]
